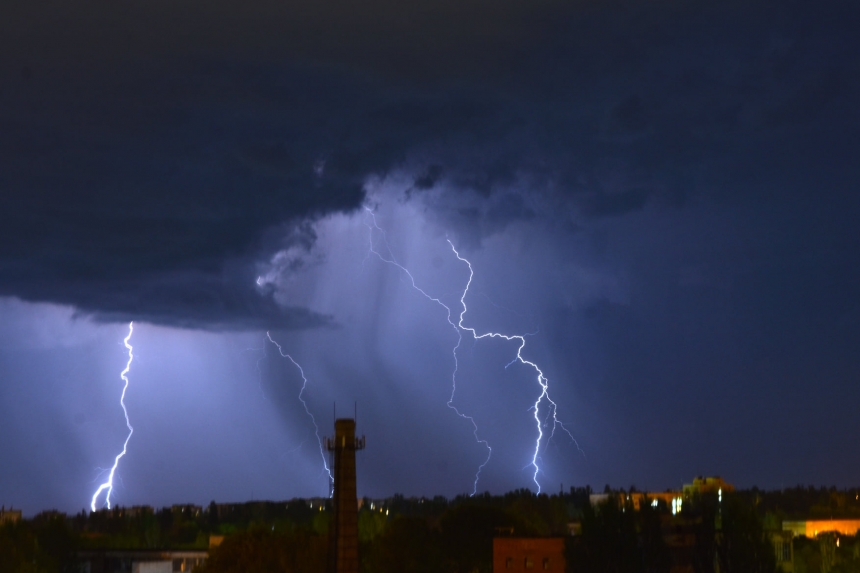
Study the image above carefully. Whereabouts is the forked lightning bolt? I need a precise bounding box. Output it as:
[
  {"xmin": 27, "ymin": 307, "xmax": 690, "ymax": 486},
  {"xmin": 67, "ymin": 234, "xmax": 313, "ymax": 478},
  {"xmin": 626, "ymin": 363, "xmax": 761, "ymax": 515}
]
[
  {"xmin": 364, "ymin": 208, "xmax": 491, "ymax": 495},
  {"xmin": 365, "ymin": 207, "xmax": 578, "ymax": 493},
  {"xmin": 266, "ymin": 332, "xmax": 333, "ymax": 493},
  {"xmin": 448, "ymin": 243, "xmax": 580, "ymax": 492},
  {"xmin": 91, "ymin": 321, "xmax": 135, "ymax": 511}
]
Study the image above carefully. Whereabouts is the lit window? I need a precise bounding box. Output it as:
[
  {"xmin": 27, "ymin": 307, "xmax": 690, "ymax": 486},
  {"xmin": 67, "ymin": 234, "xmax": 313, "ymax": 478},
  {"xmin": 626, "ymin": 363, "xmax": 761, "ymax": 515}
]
[{"xmin": 525, "ymin": 557, "xmax": 534, "ymax": 569}]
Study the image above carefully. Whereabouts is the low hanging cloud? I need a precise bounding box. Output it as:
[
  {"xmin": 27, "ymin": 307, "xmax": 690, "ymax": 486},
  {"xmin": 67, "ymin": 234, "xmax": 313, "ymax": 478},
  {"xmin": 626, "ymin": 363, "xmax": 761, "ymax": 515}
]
[{"xmin": 0, "ymin": 0, "xmax": 856, "ymax": 329}]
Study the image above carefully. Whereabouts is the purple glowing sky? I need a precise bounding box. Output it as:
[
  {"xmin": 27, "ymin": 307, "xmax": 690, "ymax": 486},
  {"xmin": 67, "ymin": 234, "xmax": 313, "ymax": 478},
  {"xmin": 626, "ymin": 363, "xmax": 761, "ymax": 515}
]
[{"xmin": 1, "ymin": 0, "xmax": 859, "ymax": 515}]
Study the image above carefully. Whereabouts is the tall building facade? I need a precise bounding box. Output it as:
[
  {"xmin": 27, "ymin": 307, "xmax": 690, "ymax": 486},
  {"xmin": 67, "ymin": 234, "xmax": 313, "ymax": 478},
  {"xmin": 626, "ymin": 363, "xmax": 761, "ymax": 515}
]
[{"xmin": 326, "ymin": 418, "xmax": 365, "ymax": 573}]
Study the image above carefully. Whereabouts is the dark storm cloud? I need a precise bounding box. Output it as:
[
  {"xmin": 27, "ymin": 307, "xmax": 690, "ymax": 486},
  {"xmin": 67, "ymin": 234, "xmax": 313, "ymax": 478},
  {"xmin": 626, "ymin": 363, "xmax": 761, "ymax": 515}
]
[
  {"xmin": 1, "ymin": 0, "xmax": 858, "ymax": 328},
  {"xmin": 75, "ymin": 272, "xmax": 333, "ymax": 332}
]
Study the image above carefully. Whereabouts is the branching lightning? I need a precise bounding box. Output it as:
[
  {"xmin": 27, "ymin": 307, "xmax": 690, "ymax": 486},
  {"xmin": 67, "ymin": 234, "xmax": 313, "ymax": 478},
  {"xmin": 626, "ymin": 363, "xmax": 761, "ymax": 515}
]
[
  {"xmin": 91, "ymin": 321, "xmax": 135, "ymax": 511},
  {"xmin": 265, "ymin": 332, "xmax": 333, "ymax": 493},
  {"xmin": 364, "ymin": 208, "xmax": 491, "ymax": 495},
  {"xmin": 364, "ymin": 207, "xmax": 579, "ymax": 494},
  {"xmin": 448, "ymin": 243, "xmax": 580, "ymax": 493}
]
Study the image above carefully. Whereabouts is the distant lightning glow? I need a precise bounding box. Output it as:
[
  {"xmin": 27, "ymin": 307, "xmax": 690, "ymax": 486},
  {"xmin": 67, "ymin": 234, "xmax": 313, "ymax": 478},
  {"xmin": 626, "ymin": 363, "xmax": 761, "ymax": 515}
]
[
  {"xmin": 364, "ymin": 207, "xmax": 579, "ymax": 494},
  {"xmin": 91, "ymin": 321, "xmax": 135, "ymax": 511},
  {"xmin": 265, "ymin": 332, "xmax": 333, "ymax": 493},
  {"xmin": 364, "ymin": 208, "xmax": 491, "ymax": 495}
]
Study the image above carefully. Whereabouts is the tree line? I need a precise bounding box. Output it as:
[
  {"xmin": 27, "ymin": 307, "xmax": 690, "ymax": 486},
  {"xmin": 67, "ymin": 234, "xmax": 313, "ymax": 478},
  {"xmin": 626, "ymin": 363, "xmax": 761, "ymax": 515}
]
[{"xmin": 5, "ymin": 487, "xmax": 860, "ymax": 572}]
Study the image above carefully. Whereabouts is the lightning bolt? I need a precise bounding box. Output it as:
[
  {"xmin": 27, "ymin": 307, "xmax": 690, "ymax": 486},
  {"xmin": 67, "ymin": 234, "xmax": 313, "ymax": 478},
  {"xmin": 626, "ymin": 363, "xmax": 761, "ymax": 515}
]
[
  {"xmin": 364, "ymin": 207, "xmax": 491, "ymax": 496},
  {"xmin": 364, "ymin": 207, "xmax": 580, "ymax": 494},
  {"xmin": 447, "ymin": 243, "xmax": 580, "ymax": 493},
  {"xmin": 265, "ymin": 332, "xmax": 333, "ymax": 494},
  {"xmin": 91, "ymin": 321, "xmax": 135, "ymax": 511}
]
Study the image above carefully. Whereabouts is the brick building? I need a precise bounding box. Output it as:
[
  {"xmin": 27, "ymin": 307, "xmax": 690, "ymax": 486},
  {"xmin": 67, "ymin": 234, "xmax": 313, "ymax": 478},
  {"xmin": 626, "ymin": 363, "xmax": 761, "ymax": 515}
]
[{"xmin": 493, "ymin": 537, "xmax": 565, "ymax": 573}]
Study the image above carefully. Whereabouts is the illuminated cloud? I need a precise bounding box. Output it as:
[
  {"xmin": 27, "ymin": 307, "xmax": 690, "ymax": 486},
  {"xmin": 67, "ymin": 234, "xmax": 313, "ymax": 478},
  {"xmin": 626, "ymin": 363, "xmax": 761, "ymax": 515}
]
[{"xmin": 0, "ymin": 0, "xmax": 856, "ymax": 329}]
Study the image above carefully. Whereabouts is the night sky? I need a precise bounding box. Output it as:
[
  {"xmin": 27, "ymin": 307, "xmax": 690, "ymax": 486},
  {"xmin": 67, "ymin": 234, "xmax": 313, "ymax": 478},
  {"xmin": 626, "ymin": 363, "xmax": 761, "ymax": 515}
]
[{"xmin": 2, "ymin": 0, "xmax": 859, "ymax": 516}]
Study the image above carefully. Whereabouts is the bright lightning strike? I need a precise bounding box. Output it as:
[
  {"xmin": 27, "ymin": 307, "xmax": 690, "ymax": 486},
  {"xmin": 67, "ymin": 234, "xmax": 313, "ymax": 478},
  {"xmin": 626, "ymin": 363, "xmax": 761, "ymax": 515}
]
[
  {"xmin": 91, "ymin": 321, "xmax": 135, "ymax": 511},
  {"xmin": 364, "ymin": 206, "xmax": 579, "ymax": 494},
  {"xmin": 448, "ymin": 243, "xmax": 580, "ymax": 493},
  {"xmin": 265, "ymin": 332, "xmax": 333, "ymax": 494},
  {"xmin": 364, "ymin": 208, "xmax": 491, "ymax": 496}
]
